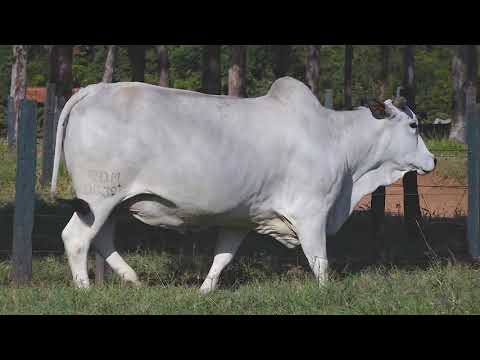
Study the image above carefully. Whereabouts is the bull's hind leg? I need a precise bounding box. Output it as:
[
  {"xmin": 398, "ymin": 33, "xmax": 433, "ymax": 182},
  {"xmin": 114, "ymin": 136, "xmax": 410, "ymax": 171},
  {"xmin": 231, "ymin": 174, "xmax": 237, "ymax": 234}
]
[
  {"xmin": 62, "ymin": 200, "xmax": 118, "ymax": 288},
  {"xmin": 92, "ymin": 214, "xmax": 141, "ymax": 287},
  {"xmin": 200, "ymin": 228, "xmax": 249, "ymax": 294}
]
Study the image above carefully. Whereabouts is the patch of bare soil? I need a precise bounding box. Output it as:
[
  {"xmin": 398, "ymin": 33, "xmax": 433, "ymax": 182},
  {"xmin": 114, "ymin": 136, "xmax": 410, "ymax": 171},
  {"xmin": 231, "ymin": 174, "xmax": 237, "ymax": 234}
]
[{"xmin": 356, "ymin": 173, "xmax": 468, "ymax": 218}]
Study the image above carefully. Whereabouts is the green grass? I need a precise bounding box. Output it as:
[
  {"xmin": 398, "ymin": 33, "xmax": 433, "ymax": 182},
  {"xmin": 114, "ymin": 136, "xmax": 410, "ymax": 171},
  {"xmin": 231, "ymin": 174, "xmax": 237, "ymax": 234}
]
[
  {"xmin": 425, "ymin": 138, "xmax": 467, "ymax": 153},
  {"xmin": 0, "ymin": 140, "xmax": 73, "ymax": 208},
  {"xmin": 423, "ymin": 138, "xmax": 467, "ymax": 184},
  {"xmin": 0, "ymin": 254, "xmax": 479, "ymax": 314}
]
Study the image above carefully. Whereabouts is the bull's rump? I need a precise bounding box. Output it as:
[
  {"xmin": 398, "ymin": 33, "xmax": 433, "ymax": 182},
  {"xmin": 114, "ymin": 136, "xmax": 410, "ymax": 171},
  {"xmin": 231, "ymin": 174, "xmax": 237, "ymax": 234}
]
[{"xmin": 63, "ymin": 83, "xmax": 291, "ymax": 220}]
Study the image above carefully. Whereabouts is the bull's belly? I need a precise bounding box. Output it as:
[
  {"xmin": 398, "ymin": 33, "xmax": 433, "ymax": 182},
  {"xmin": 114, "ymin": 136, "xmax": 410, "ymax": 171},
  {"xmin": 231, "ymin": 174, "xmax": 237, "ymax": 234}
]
[
  {"xmin": 122, "ymin": 198, "xmax": 300, "ymax": 248},
  {"xmin": 124, "ymin": 197, "xmax": 251, "ymax": 231}
]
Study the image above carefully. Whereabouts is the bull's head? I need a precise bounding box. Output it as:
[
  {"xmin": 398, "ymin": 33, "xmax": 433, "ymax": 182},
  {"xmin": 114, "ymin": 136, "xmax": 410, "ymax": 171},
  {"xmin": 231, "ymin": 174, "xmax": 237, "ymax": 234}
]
[{"xmin": 366, "ymin": 97, "xmax": 437, "ymax": 176}]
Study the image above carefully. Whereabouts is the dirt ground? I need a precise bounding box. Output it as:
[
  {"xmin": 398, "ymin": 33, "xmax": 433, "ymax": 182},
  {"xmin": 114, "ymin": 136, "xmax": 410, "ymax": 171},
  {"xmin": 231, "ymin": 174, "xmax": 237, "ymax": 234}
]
[{"xmin": 356, "ymin": 173, "xmax": 468, "ymax": 218}]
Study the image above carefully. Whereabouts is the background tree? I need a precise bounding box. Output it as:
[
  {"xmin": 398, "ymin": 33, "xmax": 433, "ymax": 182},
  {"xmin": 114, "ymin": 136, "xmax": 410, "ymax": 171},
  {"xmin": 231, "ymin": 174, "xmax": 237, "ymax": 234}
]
[
  {"xmin": 156, "ymin": 45, "xmax": 170, "ymax": 87},
  {"xmin": 201, "ymin": 45, "xmax": 221, "ymax": 94},
  {"xmin": 378, "ymin": 45, "xmax": 391, "ymax": 101},
  {"xmin": 450, "ymin": 45, "xmax": 478, "ymax": 143},
  {"xmin": 344, "ymin": 45, "xmax": 353, "ymax": 109},
  {"xmin": 306, "ymin": 45, "xmax": 321, "ymax": 98},
  {"xmin": 48, "ymin": 45, "xmax": 73, "ymax": 99},
  {"xmin": 128, "ymin": 45, "xmax": 147, "ymax": 82},
  {"xmin": 9, "ymin": 45, "xmax": 28, "ymax": 146},
  {"xmin": 228, "ymin": 45, "xmax": 247, "ymax": 97},
  {"xmin": 271, "ymin": 45, "xmax": 291, "ymax": 79},
  {"xmin": 103, "ymin": 45, "xmax": 117, "ymax": 83}
]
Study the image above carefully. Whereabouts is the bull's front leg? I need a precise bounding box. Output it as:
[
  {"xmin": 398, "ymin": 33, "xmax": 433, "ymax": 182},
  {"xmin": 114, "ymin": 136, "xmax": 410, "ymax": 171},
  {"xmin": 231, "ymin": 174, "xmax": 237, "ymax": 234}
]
[
  {"xmin": 298, "ymin": 216, "xmax": 329, "ymax": 285},
  {"xmin": 200, "ymin": 228, "xmax": 249, "ymax": 295}
]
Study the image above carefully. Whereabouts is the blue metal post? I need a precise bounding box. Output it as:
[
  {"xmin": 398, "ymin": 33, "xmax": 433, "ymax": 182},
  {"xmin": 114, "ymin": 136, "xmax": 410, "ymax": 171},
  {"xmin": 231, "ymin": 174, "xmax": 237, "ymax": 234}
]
[{"xmin": 467, "ymin": 85, "xmax": 480, "ymax": 260}]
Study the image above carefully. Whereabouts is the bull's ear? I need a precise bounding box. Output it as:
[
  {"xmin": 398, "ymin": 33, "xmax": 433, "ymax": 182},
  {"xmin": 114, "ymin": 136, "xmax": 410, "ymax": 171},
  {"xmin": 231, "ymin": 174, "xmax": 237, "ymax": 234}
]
[{"xmin": 366, "ymin": 100, "xmax": 388, "ymax": 119}]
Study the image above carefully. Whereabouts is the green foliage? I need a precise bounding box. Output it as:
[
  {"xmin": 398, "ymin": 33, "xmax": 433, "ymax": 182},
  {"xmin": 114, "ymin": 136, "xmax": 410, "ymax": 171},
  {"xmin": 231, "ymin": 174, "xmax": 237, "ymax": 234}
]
[{"xmin": 0, "ymin": 45, "xmax": 470, "ymax": 127}]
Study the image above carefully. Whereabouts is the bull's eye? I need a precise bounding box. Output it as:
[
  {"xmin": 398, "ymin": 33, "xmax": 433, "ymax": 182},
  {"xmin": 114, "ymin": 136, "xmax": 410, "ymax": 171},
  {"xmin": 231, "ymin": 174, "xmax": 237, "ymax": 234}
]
[{"xmin": 409, "ymin": 123, "xmax": 418, "ymax": 129}]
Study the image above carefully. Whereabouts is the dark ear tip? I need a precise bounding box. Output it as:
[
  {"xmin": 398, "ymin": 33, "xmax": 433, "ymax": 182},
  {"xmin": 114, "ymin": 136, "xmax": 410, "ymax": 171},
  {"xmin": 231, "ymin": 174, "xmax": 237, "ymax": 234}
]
[{"xmin": 365, "ymin": 98, "xmax": 387, "ymax": 119}]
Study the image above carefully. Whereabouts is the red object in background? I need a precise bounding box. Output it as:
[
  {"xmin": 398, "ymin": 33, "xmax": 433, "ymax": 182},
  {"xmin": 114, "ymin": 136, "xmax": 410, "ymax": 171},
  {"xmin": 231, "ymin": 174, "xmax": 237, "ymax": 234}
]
[{"xmin": 26, "ymin": 87, "xmax": 81, "ymax": 104}]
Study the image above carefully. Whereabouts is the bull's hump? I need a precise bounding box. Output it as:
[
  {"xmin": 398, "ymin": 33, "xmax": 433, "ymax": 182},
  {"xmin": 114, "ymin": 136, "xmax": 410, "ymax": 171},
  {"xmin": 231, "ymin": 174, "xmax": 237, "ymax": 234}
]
[{"xmin": 267, "ymin": 77, "xmax": 318, "ymax": 107}]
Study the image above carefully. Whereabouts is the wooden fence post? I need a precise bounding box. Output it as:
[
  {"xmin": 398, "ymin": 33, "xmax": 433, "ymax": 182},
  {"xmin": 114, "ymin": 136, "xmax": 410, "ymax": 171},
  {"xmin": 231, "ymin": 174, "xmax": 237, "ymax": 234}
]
[
  {"xmin": 371, "ymin": 186, "xmax": 386, "ymax": 261},
  {"xmin": 466, "ymin": 85, "xmax": 480, "ymax": 261},
  {"xmin": 40, "ymin": 83, "xmax": 56, "ymax": 186},
  {"xmin": 12, "ymin": 99, "xmax": 37, "ymax": 283},
  {"xmin": 6, "ymin": 97, "xmax": 16, "ymax": 147}
]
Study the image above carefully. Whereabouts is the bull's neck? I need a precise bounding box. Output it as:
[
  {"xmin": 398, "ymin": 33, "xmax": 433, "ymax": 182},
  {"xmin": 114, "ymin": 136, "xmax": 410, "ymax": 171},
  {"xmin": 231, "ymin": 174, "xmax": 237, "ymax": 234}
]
[{"xmin": 335, "ymin": 109, "xmax": 387, "ymax": 182}]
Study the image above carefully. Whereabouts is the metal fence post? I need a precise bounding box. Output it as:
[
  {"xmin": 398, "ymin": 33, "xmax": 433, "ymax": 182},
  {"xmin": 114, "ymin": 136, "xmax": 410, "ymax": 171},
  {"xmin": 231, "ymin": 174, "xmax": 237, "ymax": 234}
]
[
  {"xmin": 12, "ymin": 99, "xmax": 37, "ymax": 283},
  {"xmin": 324, "ymin": 89, "xmax": 333, "ymax": 109},
  {"xmin": 466, "ymin": 85, "xmax": 480, "ymax": 261},
  {"xmin": 6, "ymin": 97, "xmax": 16, "ymax": 147},
  {"xmin": 40, "ymin": 83, "xmax": 56, "ymax": 186}
]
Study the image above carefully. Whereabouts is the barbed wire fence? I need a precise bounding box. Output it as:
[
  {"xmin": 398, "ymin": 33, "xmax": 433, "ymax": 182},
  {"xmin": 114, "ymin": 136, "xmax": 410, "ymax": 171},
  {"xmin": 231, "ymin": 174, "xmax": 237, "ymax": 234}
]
[{"xmin": 0, "ymin": 93, "xmax": 475, "ymax": 282}]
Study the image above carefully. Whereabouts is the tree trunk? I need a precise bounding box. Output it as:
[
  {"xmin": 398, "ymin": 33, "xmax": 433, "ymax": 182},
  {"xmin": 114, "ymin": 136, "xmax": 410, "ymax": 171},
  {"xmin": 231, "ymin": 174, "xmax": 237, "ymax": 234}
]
[
  {"xmin": 344, "ymin": 45, "xmax": 353, "ymax": 109},
  {"xmin": 102, "ymin": 45, "xmax": 117, "ymax": 83},
  {"xmin": 156, "ymin": 45, "xmax": 170, "ymax": 87},
  {"xmin": 306, "ymin": 45, "xmax": 321, "ymax": 98},
  {"xmin": 271, "ymin": 45, "xmax": 291, "ymax": 79},
  {"xmin": 401, "ymin": 45, "xmax": 422, "ymax": 244},
  {"xmin": 228, "ymin": 45, "xmax": 247, "ymax": 97},
  {"xmin": 201, "ymin": 45, "xmax": 221, "ymax": 94},
  {"xmin": 48, "ymin": 45, "xmax": 73, "ymax": 99},
  {"xmin": 128, "ymin": 45, "xmax": 147, "ymax": 82},
  {"xmin": 378, "ymin": 45, "xmax": 390, "ymax": 101},
  {"xmin": 9, "ymin": 45, "xmax": 28, "ymax": 146},
  {"xmin": 450, "ymin": 45, "xmax": 478, "ymax": 143}
]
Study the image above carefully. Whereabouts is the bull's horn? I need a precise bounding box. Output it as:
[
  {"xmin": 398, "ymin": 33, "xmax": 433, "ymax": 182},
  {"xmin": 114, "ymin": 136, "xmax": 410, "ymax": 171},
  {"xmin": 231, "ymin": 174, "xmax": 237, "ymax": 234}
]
[{"xmin": 393, "ymin": 96, "xmax": 407, "ymax": 110}]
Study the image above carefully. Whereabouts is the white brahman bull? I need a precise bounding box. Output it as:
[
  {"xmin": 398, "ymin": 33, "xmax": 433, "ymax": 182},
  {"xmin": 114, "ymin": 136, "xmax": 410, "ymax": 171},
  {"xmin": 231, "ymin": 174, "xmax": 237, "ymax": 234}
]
[{"xmin": 51, "ymin": 77, "xmax": 436, "ymax": 292}]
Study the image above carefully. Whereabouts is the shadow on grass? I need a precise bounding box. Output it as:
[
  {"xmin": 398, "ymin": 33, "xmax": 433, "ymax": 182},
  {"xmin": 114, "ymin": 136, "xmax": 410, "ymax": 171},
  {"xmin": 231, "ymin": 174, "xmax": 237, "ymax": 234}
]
[{"xmin": 0, "ymin": 197, "xmax": 469, "ymax": 289}]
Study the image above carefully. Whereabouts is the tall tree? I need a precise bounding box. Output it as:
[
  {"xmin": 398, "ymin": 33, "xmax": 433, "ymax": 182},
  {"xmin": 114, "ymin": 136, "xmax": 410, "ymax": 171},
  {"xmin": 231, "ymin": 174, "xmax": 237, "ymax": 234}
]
[
  {"xmin": 378, "ymin": 45, "xmax": 391, "ymax": 101},
  {"xmin": 228, "ymin": 45, "xmax": 247, "ymax": 97},
  {"xmin": 450, "ymin": 45, "xmax": 478, "ymax": 143},
  {"xmin": 201, "ymin": 45, "xmax": 221, "ymax": 94},
  {"xmin": 401, "ymin": 45, "xmax": 422, "ymax": 243},
  {"xmin": 102, "ymin": 45, "xmax": 117, "ymax": 83},
  {"xmin": 156, "ymin": 45, "xmax": 170, "ymax": 87},
  {"xmin": 9, "ymin": 45, "xmax": 28, "ymax": 146},
  {"xmin": 306, "ymin": 45, "xmax": 321, "ymax": 98},
  {"xmin": 271, "ymin": 45, "xmax": 291, "ymax": 79},
  {"xmin": 48, "ymin": 45, "xmax": 73, "ymax": 99},
  {"xmin": 128, "ymin": 45, "xmax": 147, "ymax": 82},
  {"xmin": 344, "ymin": 45, "xmax": 353, "ymax": 109}
]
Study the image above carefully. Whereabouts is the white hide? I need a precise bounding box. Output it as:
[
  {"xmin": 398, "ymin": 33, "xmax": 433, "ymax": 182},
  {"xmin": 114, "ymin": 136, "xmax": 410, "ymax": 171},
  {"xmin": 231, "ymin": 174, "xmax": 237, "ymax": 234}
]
[{"xmin": 51, "ymin": 77, "xmax": 435, "ymax": 290}]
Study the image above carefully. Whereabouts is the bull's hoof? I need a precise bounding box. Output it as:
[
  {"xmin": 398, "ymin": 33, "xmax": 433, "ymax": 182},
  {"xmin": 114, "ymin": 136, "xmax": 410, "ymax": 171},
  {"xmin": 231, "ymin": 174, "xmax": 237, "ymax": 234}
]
[
  {"xmin": 199, "ymin": 286, "xmax": 215, "ymax": 295},
  {"xmin": 123, "ymin": 279, "xmax": 143, "ymax": 288},
  {"xmin": 131, "ymin": 280, "xmax": 143, "ymax": 288}
]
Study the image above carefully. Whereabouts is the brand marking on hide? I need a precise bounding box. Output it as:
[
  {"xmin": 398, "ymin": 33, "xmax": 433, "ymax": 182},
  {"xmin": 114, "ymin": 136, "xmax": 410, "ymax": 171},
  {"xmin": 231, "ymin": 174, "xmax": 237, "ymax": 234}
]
[{"xmin": 83, "ymin": 170, "xmax": 122, "ymax": 197}]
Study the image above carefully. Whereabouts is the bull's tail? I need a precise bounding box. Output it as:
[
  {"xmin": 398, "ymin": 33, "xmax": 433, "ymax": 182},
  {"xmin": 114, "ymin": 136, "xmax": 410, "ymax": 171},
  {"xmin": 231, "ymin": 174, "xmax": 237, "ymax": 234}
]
[{"xmin": 50, "ymin": 86, "xmax": 94, "ymax": 195}]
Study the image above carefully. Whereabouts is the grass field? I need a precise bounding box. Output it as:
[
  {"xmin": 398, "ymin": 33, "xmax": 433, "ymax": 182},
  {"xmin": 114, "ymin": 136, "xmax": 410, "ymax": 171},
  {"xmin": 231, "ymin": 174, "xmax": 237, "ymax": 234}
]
[{"xmin": 0, "ymin": 253, "xmax": 479, "ymax": 315}]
